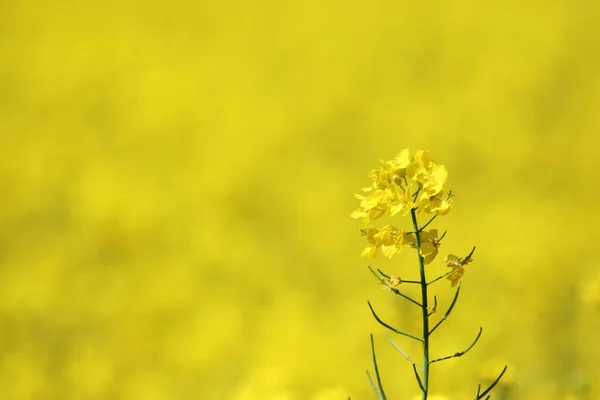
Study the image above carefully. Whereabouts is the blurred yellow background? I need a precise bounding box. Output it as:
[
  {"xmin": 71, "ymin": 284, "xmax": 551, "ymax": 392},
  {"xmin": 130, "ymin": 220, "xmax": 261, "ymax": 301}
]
[{"xmin": 1, "ymin": 0, "xmax": 600, "ymax": 399}]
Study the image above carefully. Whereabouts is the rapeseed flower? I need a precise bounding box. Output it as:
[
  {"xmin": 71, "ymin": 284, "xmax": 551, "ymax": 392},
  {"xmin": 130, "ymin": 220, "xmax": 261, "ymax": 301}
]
[
  {"xmin": 351, "ymin": 149, "xmax": 452, "ymax": 228},
  {"xmin": 352, "ymin": 150, "xmax": 505, "ymax": 399},
  {"xmin": 444, "ymin": 253, "xmax": 473, "ymax": 287},
  {"xmin": 405, "ymin": 229, "xmax": 440, "ymax": 265},
  {"xmin": 359, "ymin": 225, "xmax": 407, "ymax": 260}
]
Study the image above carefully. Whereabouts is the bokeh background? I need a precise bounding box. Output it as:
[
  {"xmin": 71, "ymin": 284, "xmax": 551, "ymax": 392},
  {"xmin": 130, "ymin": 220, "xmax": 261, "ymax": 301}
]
[{"xmin": 2, "ymin": 0, "xmax": 600, "ymax": 399}]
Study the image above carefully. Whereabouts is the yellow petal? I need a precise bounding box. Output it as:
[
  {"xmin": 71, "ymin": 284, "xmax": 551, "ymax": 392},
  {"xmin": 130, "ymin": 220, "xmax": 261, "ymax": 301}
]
[
  {"xmin": 427, "ymin": 165, "xmax": 448, "ymax": 192},
  {"xmin": 443, "ymin": 254, "xmax": 462, "ymax": 268},
  {"xmin": 395, "ymin": 149, "xmax": 411, "ymax": 168},
  {"xmin": 422, "ymin": 250, "xmax": 438, "ymax": 265},
  {"xmin": 350, "ymin": 209, "xmax": 367, "ymax": 219},
  {"xmin": 382, "ymin": 244, "xmax": 400, "ymax": 259},
  {"xmin": 361, "ymin": 246, "xmax": 378, "ymax": 259},
  {"xmin": 447, "ymin": 267, "xmax": 464, "ymax": 287},
  {"xmin": 435, "ymin": 199, "xmax": 453, "ymax": 216},
  {"xmin": 413, "ymin": 150, "xmax": 434, "ymax": 167},
  {"xmin": 420, "ymin": 229, "xmax": 439, "ymax": 242},
  {"xmin": 404, "ymin": 233, "xmax": 416, "ymax": 247},
  {"xmin": 420, "ymin": 241, "xmax": 436, "ymax": 256}
]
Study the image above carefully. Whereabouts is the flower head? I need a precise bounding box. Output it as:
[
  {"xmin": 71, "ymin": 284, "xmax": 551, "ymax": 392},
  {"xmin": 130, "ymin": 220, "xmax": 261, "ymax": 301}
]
[
  {"xmin": 351, "ymin": 149, "xmax": 452, "ymax": 225},
  {"xmin": 352, "ymin": 149, "xmax": 453, "ymax": 259}
]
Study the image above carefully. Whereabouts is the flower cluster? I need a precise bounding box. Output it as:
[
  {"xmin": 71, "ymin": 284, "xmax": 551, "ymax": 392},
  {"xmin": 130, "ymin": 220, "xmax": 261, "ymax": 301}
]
[
  {"xmin": 350, "ymin": 149, "xmax": 453, "ymax": 226},
  {"xmin": 359, "ymin": 225, "xmax": 441, "ymax": 264},
  {"xmin": 352, "ymin": 150, "xmax": 452, "ymax": 262},
  {"xmin": 352, "ymin": 150, "xmax": 503, "ymax": 400}
]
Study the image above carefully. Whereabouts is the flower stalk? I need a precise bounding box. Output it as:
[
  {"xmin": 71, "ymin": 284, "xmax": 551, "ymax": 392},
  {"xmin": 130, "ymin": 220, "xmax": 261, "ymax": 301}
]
[
  {"xmin": 349, "ymin": 149, "xmax": 506, "ymax": 399},
  {"xmin": 411, "ymin": 208, "xmax": 431, "ymax": 400}
]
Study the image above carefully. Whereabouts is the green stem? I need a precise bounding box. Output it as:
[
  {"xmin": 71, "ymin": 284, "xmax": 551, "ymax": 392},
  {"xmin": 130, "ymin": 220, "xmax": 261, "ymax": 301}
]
[{"xmin": 410, "ymin": 208, "xmax": 430, "ymax": 400}]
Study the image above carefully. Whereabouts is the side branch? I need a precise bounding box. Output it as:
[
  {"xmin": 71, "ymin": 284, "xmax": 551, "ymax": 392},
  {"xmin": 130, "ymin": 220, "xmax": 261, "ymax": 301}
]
[
  {"xmin": 429, "ymin": 283, "xmax": 461, "ymax": 335},
  {"xmin": 419, "ymin": 215, "xmax": 437, "ymax": 232},
  {"xmin": 427, "ymin": 270, "xmax": 452, "ymax": 286},
  {"xmin": 431, "ymin": 327, "xmax": 483, "ymax": 364},
  {"xmin": 369, "ymin": 267, "xmax": 422, "ymax": 307},
  {"xmin": 475, "ymin": 366, "xmax": 508, "ymax": 399},
  {"xmin": 412, "ymin": 364, "xmax": 425, "ymax": 392},
  {"xmin": 427, "ymin": 296, "xmax": 438, "ymax": 317},
  {"xmin": 367, "ymin": 334, "xmax": 387, "ymax": 400},
  {"xmin": 377, "ymin": 268, "xmax": 420, "ymax": 285},
  {"xmin": 385, "ymin": 332, "xmax": 422, "ymax": 370},
  {"xmin": 367, "ymin": 302, "xmax": 423, "ymax": 343}
]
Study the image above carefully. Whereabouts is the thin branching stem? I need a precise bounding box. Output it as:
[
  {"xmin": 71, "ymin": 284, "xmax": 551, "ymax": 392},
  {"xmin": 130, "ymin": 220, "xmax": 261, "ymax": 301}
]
[
  {"xmin": 385, "ymin": 332, "xmax": 422, "ymax": 370},
  {"xmin": 427, "ymin": 246, "xmax": 476, "ymax": 285},
  {"xmin": 427, "ymin": 270, "xmax": 453, "ymax": 286},
  {"xmin": 437, "ymin": 230, "xmax": 447, "ymax": 242},
  {"xmin": 366, "ymin": 371, "xmax": 382, "ymax": 400},
  {"xmin": 377, "ymin": 268, "xmax": 421, "ymax": 285},
  {"xmin": 376, "ymin": 268, "xmax": 391, "ymax": 279},
  {"xmin": 476, "ymin": 366, "xmax": 508, "ymax": 399},
  {"xmin": 410, "ymin": 208, "xmax": 430, "ymax": 400},
  {"xmin": 429, "ymin": 284, "xmax": 461, "ymax": 335},
  {"xmin": 431, "ymin": 327, "xmax": 482, "ymax": 363},
  {"xmin": 427, "ymin": 296, "xmax": 438, "ymax": 317},
  {"xmin": 370, "ymin": 334, "xmax": 387, "ymax": 400},
  {"xmin": 465, "ymin": 246, "xmax": 476, "ymax": 260},
  {"xmin": 412, "ymin": 187, "xmax": 421, "ymax": 201},
  {"xmin": 369, "ymin": 267, "xmax": 422, "ymax": 307},
  {"xmin": 368, "ymin": 302, "xmax": 423, "ymax": 342},
  {"xmin": 412, "ymin": 364, "xmax": 425, "ymax": 393},
  {"xmin": 419, "ymin": 215, "xmax": 437, "ymax": 232}
]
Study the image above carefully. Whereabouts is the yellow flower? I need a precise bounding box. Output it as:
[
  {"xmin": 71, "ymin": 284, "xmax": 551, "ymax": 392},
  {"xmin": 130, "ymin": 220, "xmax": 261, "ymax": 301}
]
[
  {"xmin": 350, "ymin": 189, "xmax": 391, "ymax": 224},
  {"xmin": 367, "ymin": 150, "xmax": 411, "ymax": 191},
  {"xmin": 421, "ymin": 190, "xmax": 454, "ymax": 216},
  {"xmin": 419, "ymin": 229, "xmax": 440, "ymax": 264},
  {"xmin": 447, "ymin": 268, "xmax": 464, "ymax": 287},
  {"xmin": 421, "ymin": 164, "xmax": 447, "ymax": 195},
  {"xmin": 444, "ymin": 254, "xmax": 463, "ymax": 267},
  {"xmin": 368, "ymin": 166, "xmax": 392, "ymax": 190},
  {"xmin": 360, "ymin": 226, "xmax": 380, "ymax": 259},
  {"xmin": 359, "ymin": 225, "xmax": 406, "ymax": 259},
  {"xmin": 410, "ymin": 150, "xmax": 435, "ymax": 180},
  {"xmin": 382, "ymin": 149, "xmax": 411, "ymax": 181},
  {"xmin": 414, "ymin": 164, "xmax": 446, "ymax": 203},
  {"xmin": 444, "ymin": 253, "xmax": 473, "ymax": 287},
  {"xmin": 352, "ymin": 149, "xmax": 455, "ymax": 260},
  {"xmin": 404, "ymin": 229, "xmax": 440, "ymax": 265},
  {"xmin": 379, "ymin": 274, "xmax": 402, "ymax": 290},
  {"xmin": 375, "ymin": 225, "xmax": 406, "ymax": 259}
]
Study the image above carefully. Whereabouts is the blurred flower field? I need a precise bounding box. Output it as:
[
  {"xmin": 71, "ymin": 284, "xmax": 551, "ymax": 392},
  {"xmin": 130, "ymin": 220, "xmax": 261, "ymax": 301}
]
[{"xmin": 1, "ymin": 0, "xmax": 600, "ymax": 399}]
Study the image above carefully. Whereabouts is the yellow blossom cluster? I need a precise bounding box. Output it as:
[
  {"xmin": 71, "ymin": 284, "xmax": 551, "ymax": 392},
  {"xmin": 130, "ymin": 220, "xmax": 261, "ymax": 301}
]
[
  {"xmin": 350, "ymin": 149, "xmax": 454, "ymax": 226},
  {"xmin": 359, "ymin": 225, "xmax": 441, "ymax": 262},
  {"xmin": 352, "ymin": 150, "xmax": 452, "ymax": 262}
]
